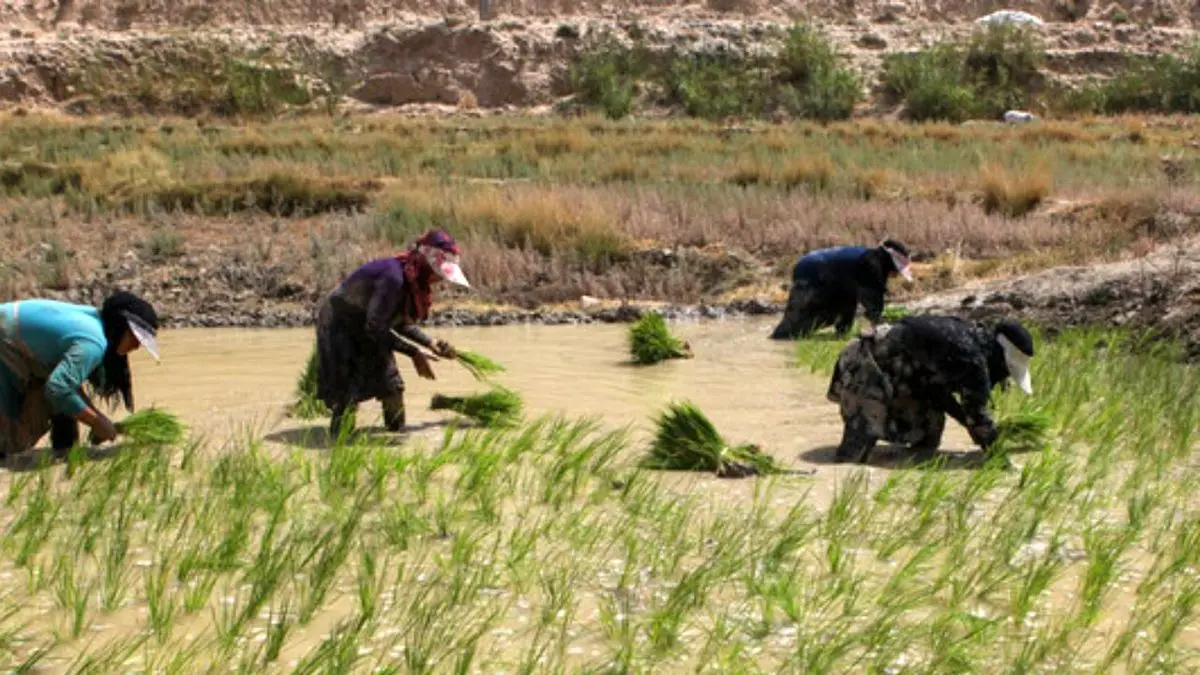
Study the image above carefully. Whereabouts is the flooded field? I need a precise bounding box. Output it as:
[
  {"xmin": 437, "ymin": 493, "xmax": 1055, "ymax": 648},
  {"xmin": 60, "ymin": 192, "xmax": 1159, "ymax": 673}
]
[
  {"xmin": 127, "ymin": 317, "xmax": 973, "ymax": 473},
  {"xmin": 1, "ymin": 319, "xmax": 1197, "ymax": 673}
]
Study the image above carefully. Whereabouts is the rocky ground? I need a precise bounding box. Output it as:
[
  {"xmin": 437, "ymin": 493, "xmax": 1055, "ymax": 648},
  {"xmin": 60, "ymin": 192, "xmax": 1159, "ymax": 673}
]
[
  {"xmin": 909, "ymin": 236, "xmax": 1200, "ymax": 359},
  {"xmin": 0, "ymin": 2, "xmax": 1197, "ymax": 114}
]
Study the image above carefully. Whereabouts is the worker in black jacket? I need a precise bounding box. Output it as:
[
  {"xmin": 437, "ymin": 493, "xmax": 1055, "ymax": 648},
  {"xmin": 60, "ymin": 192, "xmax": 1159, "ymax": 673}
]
[
  {"xmin": 770, "ymin": 239, "xmax": 913, "ymax": 340},
  {"xmin": 825, "ymin": 314, "xmax": 1036, "ymax": 464}
]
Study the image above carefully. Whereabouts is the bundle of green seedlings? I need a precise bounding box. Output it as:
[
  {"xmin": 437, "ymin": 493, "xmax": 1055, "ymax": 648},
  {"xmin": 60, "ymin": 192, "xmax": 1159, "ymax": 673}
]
[
  {"xmin": 115, "ymin": 408, "xmax": 186, "ymax": 446},
  {"xmin": 628, "ymin": 312, "xmax": 693, "ymax": 365},
  {"xmin": 992, "ymin": 410, "xmax": 1053, "ymax": 454},
  {"xmin": 290, "ymin": 345, "xmax": 329, "ymax": 419},
  {"xmin": 881, "ymin": 305, "xmax": 911, "ymax": 323},
  {"xmin": 430, "ymin": 385, "xmax": 524, "ymax": 428},
  {"xmin": 455, "ymin": 349, "xmax": 507, "ymax": 381},
  {"xmin": 640, "ymin": 400, "xmax": 781, "ymax": 478}
]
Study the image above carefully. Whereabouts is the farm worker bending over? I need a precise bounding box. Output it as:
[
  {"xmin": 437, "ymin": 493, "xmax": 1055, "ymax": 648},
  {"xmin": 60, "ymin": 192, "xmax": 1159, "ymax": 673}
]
[
  {"xmin": 316, "ymin": 228, "xmax": 468, "ymax": 438},
  {"xmin": 769, "ymin": 239, "xmax": 913, "ymax": 340},
  {"xmin": 0, "ymin": 291, "xmax": 161, "ymax": 460},
  {"xmin": 825, "ymin": 314, "xmax": 1035, "ymax": 465}
]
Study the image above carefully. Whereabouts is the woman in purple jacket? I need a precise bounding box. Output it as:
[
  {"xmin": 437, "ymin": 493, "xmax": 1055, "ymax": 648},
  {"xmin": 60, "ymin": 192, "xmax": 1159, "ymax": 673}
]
[{"xmin": 315, "ymin": 229, "xmax": 470, "ymax": 438}]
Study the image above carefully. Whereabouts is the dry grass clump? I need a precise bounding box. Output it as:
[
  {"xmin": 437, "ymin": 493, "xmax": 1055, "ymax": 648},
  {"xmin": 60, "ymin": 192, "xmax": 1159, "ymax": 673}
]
[
  {"xmin": 113, "ymin": 172, "xmax": 376, "ymax": 216},
  {"xmin": 979, "ymin": 162, "xmax": 1053, "ymax": 218}
]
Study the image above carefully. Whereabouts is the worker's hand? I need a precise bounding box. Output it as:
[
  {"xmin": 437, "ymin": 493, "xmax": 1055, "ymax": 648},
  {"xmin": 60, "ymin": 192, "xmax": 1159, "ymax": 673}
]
[
  {"xmin": 411, "ymin": 352, "xmax": 437, "ymax": 380},
  {"xmin": 968, "ymin": 422, "xmax": 998, "ymax": 450},
  {"xmin": 88, "ymin": 415, "xmax": 119, "ymax": 445},
  {"xmin": 432, "ymin": 340, "xmax": 457, "ymax": 360}
]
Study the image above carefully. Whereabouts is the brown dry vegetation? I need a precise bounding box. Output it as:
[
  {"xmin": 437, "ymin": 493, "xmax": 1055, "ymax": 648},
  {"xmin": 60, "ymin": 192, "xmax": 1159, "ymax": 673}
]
[{"xmin": 0, "ymin": 110, "xmax": 1197, "ymax": 318}]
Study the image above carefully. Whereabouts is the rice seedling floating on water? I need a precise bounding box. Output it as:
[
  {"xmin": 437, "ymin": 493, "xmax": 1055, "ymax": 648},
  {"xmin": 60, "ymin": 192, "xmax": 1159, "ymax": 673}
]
[
  {"xmin": 430, "ymin": 386, "xmax": 524, "ymax": 428},
  {"xmin": 640, "ymin": 400, "xmax": 782, "ymax": 478},
  {"xmin": 116, "ymin": 408, "xmax": 186, "ymax": 446},
  {"xmin": 628, "ymin": 312, "xmax": 693, "ymax": 365},
  {"xmin": 993, "ymin": 410, "xmax": 1053, "ymax": 454},
  {"xmin": 454, "ymin": 349, "xmax": 507, "ymax": 381}
]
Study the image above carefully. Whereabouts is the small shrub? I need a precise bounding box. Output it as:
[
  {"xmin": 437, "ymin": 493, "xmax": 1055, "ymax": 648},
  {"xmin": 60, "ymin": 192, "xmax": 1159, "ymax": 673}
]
[
  {"xmin": 882, "ymin": 24, "xmax": 1044, "ymax": 121},
  {"xmin": 568, "ymin": 36, "xmax": 645, "ymax": 120},
  {"xmin": 140, "ymin": 227, "xmax": 185, "ymax": 261},
  {"xmin": 640, "ymin": 400, "xmax": 782, "ymax": 478},
  {"xmin": 979, "ymin": 162, "xmax": 1052, "ymax": 218},
  {"xmin": 629, "ymin": 312, "xmax": 693, "ymax": 365},
  {"xmin": 772, "ymin": 23, "xmax": 864, "ymax": 121}
]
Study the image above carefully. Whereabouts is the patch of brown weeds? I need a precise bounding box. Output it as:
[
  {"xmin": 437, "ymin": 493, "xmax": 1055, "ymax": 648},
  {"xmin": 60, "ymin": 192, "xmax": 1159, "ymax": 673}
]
[{"xmin": 978, "ymin": 162, "xmax": 1053, "ymax": 218}]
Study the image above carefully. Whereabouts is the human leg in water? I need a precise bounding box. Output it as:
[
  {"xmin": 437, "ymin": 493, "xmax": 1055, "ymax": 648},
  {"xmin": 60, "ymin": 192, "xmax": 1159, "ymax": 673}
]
[{"xmin": 381, "ymin": 393, "xmax": 406, "ymax": 432}]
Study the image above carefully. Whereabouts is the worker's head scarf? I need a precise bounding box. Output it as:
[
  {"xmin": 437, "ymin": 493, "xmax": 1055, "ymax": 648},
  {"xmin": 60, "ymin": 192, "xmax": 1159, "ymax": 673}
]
[
  {"xmin": 395, "ymin": 229, "xmax": 469, "ymax": 321},
  {"xmin": 995, "ymin": 319, "xmax": 1035, "ymax": 395},
  {"xmin": 91, "ymin": 291, "xmax": 160, "ymax": 412},
  {"xmin": 881, "ymin": 239, "xmax": 913, "ymax": 282}
]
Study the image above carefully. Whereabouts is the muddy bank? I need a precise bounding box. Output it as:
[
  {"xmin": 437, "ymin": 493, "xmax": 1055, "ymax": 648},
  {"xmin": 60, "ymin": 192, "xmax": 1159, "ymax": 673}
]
[{"xmin": 909, "ymin": 238, "xmax": 1200, "ymax": 359}]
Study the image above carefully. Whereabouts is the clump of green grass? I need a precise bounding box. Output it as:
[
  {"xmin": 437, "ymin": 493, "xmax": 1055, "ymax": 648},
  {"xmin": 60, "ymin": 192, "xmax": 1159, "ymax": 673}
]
[
  {"xmin": 628, "ymin": 312, "xmax": 693, "ymax": 365},
  {"xmin": 116, "ymin": 408, "xmax": 186, "ymax": 446},
  {"xmin": 881, "ymin": 305, "xmax": 910, "ymax": 323},
  {"xmin": 290, "ymin": 345, "xmax": 329, "ymax": 420},
  {"xmin": 993, "ymin": 410, "xmax": 1052, "ymax": 454},
  {"xmin": 430, "ymin": 386, "xmax": 524, "ymax": 428},
  {"xmin": 640, "ymin": 400, "xmax": 782, "ymax": 478},
  {"xmin": 455, "ymin": 349, "xmax": 507, "ymax": 382}
]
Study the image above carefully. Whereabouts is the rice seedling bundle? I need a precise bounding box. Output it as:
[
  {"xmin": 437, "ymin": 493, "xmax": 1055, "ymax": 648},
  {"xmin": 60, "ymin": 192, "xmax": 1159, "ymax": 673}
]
[
  {"xmin": 881, "ymin": 305, "xmax": 911, "ymax": 323},
  {"xmin": 640, "ymin": 400, "xmax": 781, "ymax": 478},
  {"xmin": 628, "ymin": 312, "xmax": 693, "ymax": 365},
  {"xmin": 116, "ymin": 408, "xmax": 186, "ymax": 446},
  {"xmin": 993, "ymin": 410, "xmax": 1052, "ymax": 454},
  {"xmin": 290, "ymin": 345, "xmax": 329, "ymax": 419},
  {"xmin": 455, "ymin": 349, "xmax": 507, "ymax": 381},
  {"xmin": 430, "ymin": 386, "xmax": 524, "ymax": 428}
]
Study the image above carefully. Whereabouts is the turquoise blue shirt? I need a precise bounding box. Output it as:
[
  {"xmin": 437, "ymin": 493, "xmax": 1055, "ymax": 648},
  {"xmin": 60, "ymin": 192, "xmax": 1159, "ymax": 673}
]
[{"xmin": 0, "ymin": 300, "xmax": 107, "ymax": 418}]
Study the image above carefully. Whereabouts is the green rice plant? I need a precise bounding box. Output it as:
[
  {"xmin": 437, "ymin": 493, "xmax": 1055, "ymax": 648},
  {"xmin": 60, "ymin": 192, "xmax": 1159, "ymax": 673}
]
[
  {"xmin": 454, "ymin": 349, "xmax": 507, "ymax": 381},
  {"xmin": 628, "ymin": 312, "xmax": 692, "ymax": 365},
  {"xmin": 116, "ymin": 408, "xmax": 186, "ymax": 446},
  {"xmin": 640, "ymin": 400, "xmax": 782, "ymax": 478},
  {"xmin": 881, "ymin": 305, "xmax": 911, "ymax": 323},
  {"xmin": 993, "ymin": 411, "xmax": 1053, "ymax": 454},
  {"xmin": 290, "ymin": 344, "xmax": 329, "ymax": 419},
  {"xmin": 429, "ymin": 386, "xmax": 524, "ymax": 428}
]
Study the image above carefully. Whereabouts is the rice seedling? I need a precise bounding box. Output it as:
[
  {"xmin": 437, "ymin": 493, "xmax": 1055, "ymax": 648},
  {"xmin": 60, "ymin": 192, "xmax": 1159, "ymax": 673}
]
[
  {"xmin": 640, "ymin": 400, "xmax": 783, "ymax": 478},
  {"xmin": 453, "ymin": 348, "xmax": 507, "ymax": 381},
  {"xmin": 429, "ymin": 386, "xmax": 524, "ymax": 428},
  {"xmin": 290, "ymin": 344, "xmax": 329, "ymax": 419},
  {"xmin": 993, "ymin": 410, "xmax": 1053, "ymax": 454},
  {"xmin": 116, "ymin": 408, "xmax": 186, "ymax": 446},
  {"xmin": 627, "ymin": 312, "xmax": 693, "ymax": 365}
]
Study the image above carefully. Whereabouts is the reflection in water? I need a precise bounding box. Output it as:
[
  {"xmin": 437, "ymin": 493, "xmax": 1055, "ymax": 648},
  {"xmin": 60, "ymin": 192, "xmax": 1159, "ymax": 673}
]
[{"xmin": 122, "ymin": 317, "xmax": 973, "ymax": 470}]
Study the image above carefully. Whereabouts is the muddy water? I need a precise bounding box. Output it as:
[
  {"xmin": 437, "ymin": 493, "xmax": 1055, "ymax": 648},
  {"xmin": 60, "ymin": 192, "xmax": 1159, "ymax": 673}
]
[{"xmin": 127, "ymin": 317, "xmax": 976, "ymax": 478}]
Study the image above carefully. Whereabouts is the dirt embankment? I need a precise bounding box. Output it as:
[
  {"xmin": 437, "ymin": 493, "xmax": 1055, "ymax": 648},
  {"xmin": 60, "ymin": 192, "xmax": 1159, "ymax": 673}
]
[
  {"xmin": 909, "ymin": 237, "xmax": 1200, "ymax": 359},
  {"xmin": 0, "ymin": 2, "xmax": 1197, "ymax": 114}
]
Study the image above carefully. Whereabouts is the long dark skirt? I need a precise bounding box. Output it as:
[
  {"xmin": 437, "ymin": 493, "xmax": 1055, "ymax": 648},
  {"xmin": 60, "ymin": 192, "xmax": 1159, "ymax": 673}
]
[{"xmin": 315, "ymin": 295, "xmax": 404, "ymax": 411}]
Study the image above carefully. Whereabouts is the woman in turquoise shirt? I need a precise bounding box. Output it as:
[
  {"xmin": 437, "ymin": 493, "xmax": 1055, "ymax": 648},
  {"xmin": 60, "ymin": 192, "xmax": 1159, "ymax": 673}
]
[{"xmin": 0, "ymin": 291, "xmax": 161, "ymax": 460}]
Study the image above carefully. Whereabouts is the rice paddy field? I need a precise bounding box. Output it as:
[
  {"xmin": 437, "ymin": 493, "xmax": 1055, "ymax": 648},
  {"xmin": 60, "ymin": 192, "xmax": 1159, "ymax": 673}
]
[
  {"xmin": 0, "ymin": 106, "xmax": 1198, "ymax": 672},
  {"xmin": 0, "ymin": 319, "xmax": 1195, "ymax": 673}
]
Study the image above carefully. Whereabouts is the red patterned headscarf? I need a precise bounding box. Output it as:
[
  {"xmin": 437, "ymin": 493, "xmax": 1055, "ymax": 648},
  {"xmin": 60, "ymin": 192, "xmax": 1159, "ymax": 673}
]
[{"xmin": 395, "ymin": 229, "xmax": 468, "ymax": 321}]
